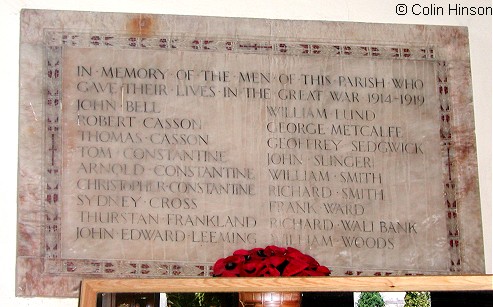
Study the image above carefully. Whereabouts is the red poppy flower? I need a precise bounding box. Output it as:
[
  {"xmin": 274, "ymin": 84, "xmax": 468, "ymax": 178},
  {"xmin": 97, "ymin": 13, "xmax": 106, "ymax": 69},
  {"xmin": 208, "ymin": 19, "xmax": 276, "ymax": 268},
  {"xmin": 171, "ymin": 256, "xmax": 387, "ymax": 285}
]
[
  {"xmin": 213, "ymin": 255, "xmax": 243, "ymax": 277},
  {"xmin": 233, "ymin": 249, "xmax": 250, "ymax": 257},
  {"xmin": 257, "ymin": 265, "xmax": 281, "ymax": 277},
  {"xmin": 242, "ymin": 259, "xmax": 265, "ymax": 277},
  {"xmin": 264, "ymin": 245, "xmax": 287, "ymax": 257},
  {"xmin": 213, "ymin": 245, "xmax": 331, "ymax": 277},
  {"xmin": 281, "ymin": 257, "xmax": 309, "ymax": 276}
]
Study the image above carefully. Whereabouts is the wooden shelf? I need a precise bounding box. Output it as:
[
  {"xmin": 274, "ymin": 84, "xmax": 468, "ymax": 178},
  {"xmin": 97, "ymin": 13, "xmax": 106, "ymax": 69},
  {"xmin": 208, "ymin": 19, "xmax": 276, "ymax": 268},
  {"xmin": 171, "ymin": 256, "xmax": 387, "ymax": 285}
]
[{"xmin": 79, "ymin": 275, "xmax": 493, "ymax": 307}]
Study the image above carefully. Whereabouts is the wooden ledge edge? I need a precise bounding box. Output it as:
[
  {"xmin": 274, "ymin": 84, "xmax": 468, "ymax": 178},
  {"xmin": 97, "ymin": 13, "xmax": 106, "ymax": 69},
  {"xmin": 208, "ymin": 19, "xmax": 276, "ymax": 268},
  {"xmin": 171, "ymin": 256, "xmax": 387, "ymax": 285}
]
[{"xmin": 79, "ymin": 275, "xmax": 492, "ymax": 307}]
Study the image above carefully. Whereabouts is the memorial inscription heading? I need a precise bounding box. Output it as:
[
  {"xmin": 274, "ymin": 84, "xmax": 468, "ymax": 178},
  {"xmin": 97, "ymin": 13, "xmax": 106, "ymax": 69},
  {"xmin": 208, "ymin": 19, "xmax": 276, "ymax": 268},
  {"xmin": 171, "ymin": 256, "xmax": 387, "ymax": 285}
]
[{"xmin": 17, "ymin": 10, "xmax": 484, "ymax": 297}]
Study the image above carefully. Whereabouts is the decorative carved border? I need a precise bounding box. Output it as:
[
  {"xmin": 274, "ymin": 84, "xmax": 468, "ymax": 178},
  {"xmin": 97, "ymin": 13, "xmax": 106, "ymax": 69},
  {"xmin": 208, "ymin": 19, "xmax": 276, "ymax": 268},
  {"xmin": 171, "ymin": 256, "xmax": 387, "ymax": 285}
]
[
  {"xmin": 45, "ymin": 31, "xmax": 436, "ymax": 59},
  {"xmin": 42, "ymin": 30, "xmax": 457, "ymax": 278},
  {"xmin": 44, "ymin": 45, "xmax": 63, "ymax": 262},
  {"xmin": 437, "ymin": 61, "xmax": 461, "ymax": 272}
]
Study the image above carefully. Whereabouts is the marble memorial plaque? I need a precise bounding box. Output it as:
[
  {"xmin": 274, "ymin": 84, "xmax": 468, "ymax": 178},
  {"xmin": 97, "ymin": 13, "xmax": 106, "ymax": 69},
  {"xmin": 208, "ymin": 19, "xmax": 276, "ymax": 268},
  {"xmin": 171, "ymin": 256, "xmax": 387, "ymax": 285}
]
[{"xmin": 17, "ymin": 9, "xmax": 484, "ymax": 297}]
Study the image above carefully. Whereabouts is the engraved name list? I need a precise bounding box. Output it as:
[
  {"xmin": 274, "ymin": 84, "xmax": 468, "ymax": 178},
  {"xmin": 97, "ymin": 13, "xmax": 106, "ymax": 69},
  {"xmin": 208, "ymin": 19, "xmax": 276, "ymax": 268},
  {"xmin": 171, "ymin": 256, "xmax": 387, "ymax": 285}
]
[{"xmin": 60, "ymin": 46, "xmax": 447, "ymax": 271}]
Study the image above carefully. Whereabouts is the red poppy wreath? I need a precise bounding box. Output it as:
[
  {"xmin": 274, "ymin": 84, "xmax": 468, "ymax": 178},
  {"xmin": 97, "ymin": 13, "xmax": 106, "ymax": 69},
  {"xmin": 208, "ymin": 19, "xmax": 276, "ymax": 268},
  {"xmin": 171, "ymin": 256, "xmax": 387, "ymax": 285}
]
[{"xmin": 213, "ymin": 245, "xmax": 331, "ymax": 277}]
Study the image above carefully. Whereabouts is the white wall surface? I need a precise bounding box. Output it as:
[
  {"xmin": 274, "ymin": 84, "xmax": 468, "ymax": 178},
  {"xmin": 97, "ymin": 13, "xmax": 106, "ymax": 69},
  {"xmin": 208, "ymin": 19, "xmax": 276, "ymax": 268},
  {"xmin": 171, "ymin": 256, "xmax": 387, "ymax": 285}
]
[{"xmin": 1, "ymin": 0, "xmax": 491, "ymax": 305}]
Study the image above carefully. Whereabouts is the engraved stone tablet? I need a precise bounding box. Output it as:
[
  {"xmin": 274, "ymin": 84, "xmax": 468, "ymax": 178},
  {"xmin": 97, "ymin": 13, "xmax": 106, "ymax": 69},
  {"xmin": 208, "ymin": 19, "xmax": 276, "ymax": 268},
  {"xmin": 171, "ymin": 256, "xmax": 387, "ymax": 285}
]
[{"xmin": 17, "ymin": 10, "xmax": 484, "ymax": 297}]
